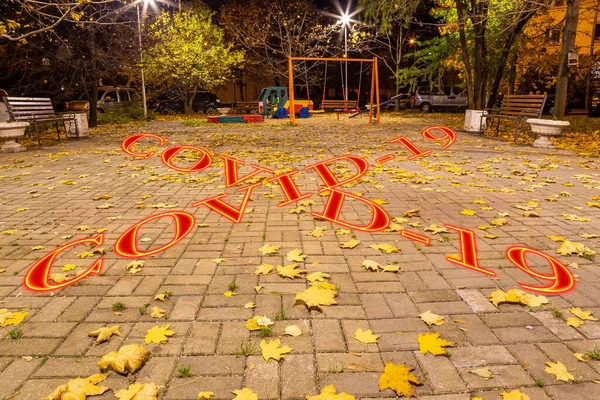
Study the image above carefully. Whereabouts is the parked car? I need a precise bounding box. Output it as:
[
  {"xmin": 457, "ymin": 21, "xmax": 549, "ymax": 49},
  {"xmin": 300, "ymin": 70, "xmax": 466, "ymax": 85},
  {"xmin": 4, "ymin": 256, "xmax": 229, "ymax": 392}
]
[
  {"xmin": 151, "ymin": 91, "xmax": 221, "ymax": 114},
  {"xmin": 383, "ymin": 93, "xmax": 411, "ymax": 110},
  {"xmin": 589, "ymin": 89, "xmax": 600, "ymax": 117},
  {"xmin": 412, "ymin": 86, "xmax": 468, "ymax": 112},
  {"xmin": 97, "ymin": 86, "xmax": 136, "ymax": 113}
]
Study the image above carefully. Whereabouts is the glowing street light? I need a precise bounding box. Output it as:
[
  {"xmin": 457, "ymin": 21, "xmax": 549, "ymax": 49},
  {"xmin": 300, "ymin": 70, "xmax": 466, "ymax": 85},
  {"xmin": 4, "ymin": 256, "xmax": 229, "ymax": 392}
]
[{"xmin": 339, "ymin": 12, "xmax": 351, "ymax": 103}]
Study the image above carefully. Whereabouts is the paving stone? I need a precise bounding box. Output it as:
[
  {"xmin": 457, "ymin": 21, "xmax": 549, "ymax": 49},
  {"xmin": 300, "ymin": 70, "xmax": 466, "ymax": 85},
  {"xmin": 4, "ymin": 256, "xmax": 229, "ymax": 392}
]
[
  {"xmin": 244, "ymin": 356, "xmax": 279, "ymax": 399},
  {"xmin": 450, "ymin": 345, "xmax": 517, "ymax": 367}
]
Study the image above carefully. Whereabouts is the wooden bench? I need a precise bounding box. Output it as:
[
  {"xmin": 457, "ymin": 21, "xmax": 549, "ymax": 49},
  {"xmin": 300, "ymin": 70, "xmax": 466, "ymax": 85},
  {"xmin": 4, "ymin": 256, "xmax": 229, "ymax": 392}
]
[
  {"xmin": 480, "ymin": 94, "xmax": 547, "ymax": 142},
  {"xmin": 235, "ymin": 101, "xmax": 258, "ymax": 114},
  {"xmin": 3, "ymin": 97, "xmax": 77, "ymax": 145},
  {"xmin": 321, "ymin": 100, "xmax": 358, "ymax": 111}
]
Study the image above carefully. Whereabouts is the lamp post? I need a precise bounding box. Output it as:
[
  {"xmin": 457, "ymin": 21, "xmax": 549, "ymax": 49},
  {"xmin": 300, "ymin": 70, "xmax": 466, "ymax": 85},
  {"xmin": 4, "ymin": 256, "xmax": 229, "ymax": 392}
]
[
  {"xmin": 340, "ymin": 13, "xmax": 350, "ymax": 103},
  {"xmin": 135, "ymin": 0, "xmax": 155, "ymax": 120}
]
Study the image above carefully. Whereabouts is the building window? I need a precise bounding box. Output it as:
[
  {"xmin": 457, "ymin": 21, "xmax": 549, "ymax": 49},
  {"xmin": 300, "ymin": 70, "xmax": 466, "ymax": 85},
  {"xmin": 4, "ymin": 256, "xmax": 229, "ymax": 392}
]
[{"xmin": 546, "ymin": 29, "xmax": 561, "ymax": 43}]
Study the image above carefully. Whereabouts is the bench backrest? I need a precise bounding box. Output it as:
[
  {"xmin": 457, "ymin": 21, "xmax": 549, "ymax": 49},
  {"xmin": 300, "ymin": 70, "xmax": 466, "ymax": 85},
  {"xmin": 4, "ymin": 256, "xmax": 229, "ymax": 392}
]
[
  {"xmin": 499, "ymin": 94, "xmax": 546, "ymax": 118},
  {"xmin": 321, "ymin": 100, "xmax": 357, "ymax": 109},
  {"xmin": 4, "ymin": 97, "xmax": 57, "ymax": 121}
]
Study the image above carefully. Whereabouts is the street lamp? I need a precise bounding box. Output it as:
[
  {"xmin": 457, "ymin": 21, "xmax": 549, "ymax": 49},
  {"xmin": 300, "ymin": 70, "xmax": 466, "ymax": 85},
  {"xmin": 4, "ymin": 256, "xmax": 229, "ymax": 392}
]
[
  {"xmin": 409, "ymin": 38, "xmax": 417, "ymax": 66},
  {"xmin": 134, "ymin": 0, "xmax": 156, "ymax": 120},
  {"xmin": 339, "ymin": 12, "xmax": 350, "ymax": 103}
]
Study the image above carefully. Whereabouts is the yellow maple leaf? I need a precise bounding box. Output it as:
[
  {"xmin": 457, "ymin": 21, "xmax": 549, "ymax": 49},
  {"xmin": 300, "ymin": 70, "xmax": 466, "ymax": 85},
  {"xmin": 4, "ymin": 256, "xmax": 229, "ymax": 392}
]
[
  {"xmin": 246, "ymin": 318, "xmax": 260, "ymax": 331},
  {"xmin": 299, "ymin": 200, "xmax": 315, "ymax": 207},
  {"xmin": 378, "ymin": 362, "xmax": 420, "ymax": 397},
  {"xmin": 354, "ymin": 328, "xmax": 380, "ymax": 344},
  {"xmin": 418, "ymin": 332, "xmax": 454, "ymax": 355},
  {"xmin": 402, "ymin": 209, "xmax": 420, "ymax": 217},
  {"xmin": 212, "ymin": 258, "xmax": 226, "ymax": 265},
  {"xmin": 287, "ymin": 248, "xmax": 308, "ymax": 262},
  {"xmin": 483, "ymin": 233, "xmax": 498, "ymax": 239},
  {"xmin": 519, "ymin": 293, "xmax": 549, "ymax": 307},
  {"xmin": 501, "ymin": 389, "xmax": 531, "ymax": 400},
  {"xmin": 491, "ymin": 218, "xmax": 508, "ymax": 227},
  {"xmin": 61, "ymin": 263, "xmax": 77, "ymax": 271},
  {"xmin": 154, "ymin": 292, "xmax": 171, "ymax": 301},
  {"xmin": 254, "ymin": 264, "xmax": 273, "ymax": 275},
  {"xmin": 277, "ymin": 264, "xmax": 307, "ymax": 279},
  {"xmin": 197, "ymin": 392, "xmax": 215, "ymax": 400},
  {"xmin": 306, "ymin": 384, "xmax": 356, "ymax": 400},
  {"xmin": 0, "ymin": 309, "xmax": 28, "ymax": 327},
  {"xmin": 115, "ymin": 382, "xmax": 158, "ymax": 400},
  {"xmin": 231, "ymin": 388, "xmax": 258, "ymax": 400},
  {"xmin": 423, "ymin": 224, "xmax": 448, "ymax": 234},
  {"xmin": 150, "ymin": 306, "xmax": 165, "ymax": 318},
  {"xmin": 574, "ymin": 353, "xmax": 589, "ymax": 362},
  {"xmin": 419, "ymin": 310, "xmax": 445, "ymax": 326},
  {"xmin": 544, "ymin": 360, "xmax": 574, "ymax": 382},
  {"xmin": 284, "ymin": 325, "xmax": 302, "ymax": 337},
  {"xmin": 566, "ymin": 317, "xmax": 584, "ymax": 328},
  {"xmin": 370, "ymin": 243, "xmax": 400, "ymax": 254},
  {"xmin": 557, "ymin": 240, "xmax": 596, "ymax": 257},
  {"xmin": 362, "ymin": 259, "xmax": 381, "ymax": 271},
  {"xmin": 308, "ymin": 227, "xmax": 326, "ymax": 237},
  {"xmin": 258, "ymin": 243, "xmax": 280, "ymax": 255},
  {"xmin": 98, "ymin": 344, "xmax": 149, "ymax": 374},
  {"xmin": 144, "ymin": 324, "xmax": 176, "ymax": 344},
  {"xmin": 470, "ymin": 367, "xmax": 494, "ymax": 379},
  {"xmin": 45, "ymin": 373, "xmax": 109, "ymax": 400},
  {"xmin": 569, "ymin": 307, "xmax": 598, "ymax": 321},
  {"xmin": 460, "ymin": 209, "xmax": 476, "ymax": 216},
  {"xmin": 88, "ymin": 325, "xmax": 122, "ymax": 344},
  {"xmin": 382, "ymin": 264, "xmax": 400, "ymax": 272},
  {"xmin": 295, "ymin": 285, "xmax": 338, "ymax": 309},
  {"xmin": 289, "ymin": 206, "xmax": 305, "ymax": 214},
  {"xmin": 223, "ymin": 291, "xmax": 237, "ymax": 298},
  {"xmin": 305, "ymin": 271, "xmax": 330, "ymax": 283},
  {"xmin": 244, "ymin": 302, "xmax": 256, "ymax": 309},
  {"xmin": 260, "ymin": 338, "xmax": 293, "ymax": 361},
  {"xmin": 340, "ymin": 239, "xmax": 360, "ymax": 248},
  {"xmin": 547, "ymin": 234, "xmax": 565, "ymax": 242}
]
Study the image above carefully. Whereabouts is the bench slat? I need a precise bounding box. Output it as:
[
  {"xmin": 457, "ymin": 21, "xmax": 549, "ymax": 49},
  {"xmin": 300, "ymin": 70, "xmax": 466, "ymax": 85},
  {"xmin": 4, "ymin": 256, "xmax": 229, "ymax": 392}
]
[{"xmin": 9, "ymin": 106, "xmax": 56, "ymax": 112}]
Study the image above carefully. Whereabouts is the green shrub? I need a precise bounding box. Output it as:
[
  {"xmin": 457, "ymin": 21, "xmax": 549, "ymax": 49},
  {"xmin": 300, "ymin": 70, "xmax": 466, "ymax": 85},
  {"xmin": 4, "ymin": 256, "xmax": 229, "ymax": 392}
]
[{"xmin": 98, "ymin": 102, "xmax": 154, "ymax": 124}]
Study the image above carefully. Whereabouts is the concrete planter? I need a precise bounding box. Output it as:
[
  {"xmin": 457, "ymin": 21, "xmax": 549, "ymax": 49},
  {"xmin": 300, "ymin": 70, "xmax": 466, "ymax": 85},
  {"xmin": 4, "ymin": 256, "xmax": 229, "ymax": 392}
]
[
  {"xmin": 464, "ymin": 109, "xmax": 487, "ymax": 132},
  {"xmin": 527, "ymin": 118, "xmax": 570, "ymax": 149},
  {"xmin": 0, "ymin": 121, "xmax": 29, "ymax": 153}
]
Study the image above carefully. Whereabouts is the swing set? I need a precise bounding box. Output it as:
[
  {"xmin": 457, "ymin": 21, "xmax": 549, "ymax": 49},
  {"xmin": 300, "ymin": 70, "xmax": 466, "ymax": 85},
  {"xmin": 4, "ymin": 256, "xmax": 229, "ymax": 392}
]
[{"xmin": 287, "ymin": 56, "xmax": 381, "ymax": 126}]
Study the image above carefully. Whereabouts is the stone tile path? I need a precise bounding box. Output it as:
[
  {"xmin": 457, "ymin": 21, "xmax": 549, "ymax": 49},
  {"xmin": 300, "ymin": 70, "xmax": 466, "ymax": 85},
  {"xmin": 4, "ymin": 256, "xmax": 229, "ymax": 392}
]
[{"xmin": 1, "ymin": 115, "xmax": 599, "ymax": 399}]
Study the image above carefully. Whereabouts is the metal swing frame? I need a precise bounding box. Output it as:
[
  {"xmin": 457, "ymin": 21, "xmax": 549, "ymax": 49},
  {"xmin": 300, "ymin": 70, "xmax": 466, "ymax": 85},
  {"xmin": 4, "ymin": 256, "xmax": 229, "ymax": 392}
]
[{"xmin": 287, "ymin": 56, "xmax": 380, "ymax": 126}]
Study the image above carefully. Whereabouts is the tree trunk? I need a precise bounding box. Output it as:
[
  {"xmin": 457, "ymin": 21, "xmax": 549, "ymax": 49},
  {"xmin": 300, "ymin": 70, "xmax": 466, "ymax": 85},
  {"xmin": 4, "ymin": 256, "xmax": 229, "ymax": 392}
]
[
  {"xmin": 486, "ymin": 8, "xmax": 536, "ymax": 109},
  {"xmin": 555, "ymin": 0, "xmax": 580, "ymax": 119},
  {"xmin": 584, "ymin": 10, "xmax": 597, "ymax": 107},
  {"xmin": 395, "ymin": 25, "xmax": 403, "ymax": 111},
  {"xmin": 184, "ymin": 97, "xmax": 193, "ymax": 115},
  {"xmin": 88, "ymin": 27, "xmax": 98, "ymax": 128},
  {"xmin": 456, "ymin": 0, "xmax": 475, "ymax": 109},
  {"xmin": 508, "ymin": 53, "xmax": 517, "ymax": 95},
  {"xmin": 470, "ymin": 0, "xmax": 489, "ymax": 110}
]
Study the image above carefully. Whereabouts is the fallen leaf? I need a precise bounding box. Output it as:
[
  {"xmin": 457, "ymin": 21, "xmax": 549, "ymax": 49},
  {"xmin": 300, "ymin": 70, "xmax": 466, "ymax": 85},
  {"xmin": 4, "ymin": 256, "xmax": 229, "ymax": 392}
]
[
  {"xmin": 423, "ymin": 224, "xmax": 449, "ymax": 234},
  {"xmin": 574, "ymin": 352, "xmax": 589, "ymax": 362},
  {"xmin": 277, "ymin": 264, "xmax": 307, "ymax": 279},
  {"xmin": 258, "ymin": 244, "xmax": 280, "ymax": 255},
  {"xmin": 231, "ymin": 388, "xmax": 258, "ymax": 400},
  {"xmin": 144, "ymin": 324, "xmax": 176, "ymax": 344},
  {"xmin": 335, "ymin": 229, "xmax": 351, "ymax": 235},
  {"xmin": 340, "ymin": 239, "xmax": 360, "ymax": 249},
  {"xmin": 470, "ymin": 367, "xmax": 494, "ymax": 379},
  {"xmin": 154, "ymin": 292, "xmax": 170, "ymax": 301},
  {"xmin": 284, "ymin": 325, "xmax": 302, "ymax": 337},
  {"xmin": 354, "ymin": 328, "xmax": 380, "ymax": 344},
  {"xmin": 0, "ymin": 309, "xmax": 28, "ymax": 327},
  {"xmin": 197, "ymin": 392, "xmax": 214, "ymax": 400},
  {"xmin": 491, "ymin": 218, "xmax": 508, "ymax": 227},
  {"xmin": 223, "ymin": 291, "xmax": 237, "ymax": 298},
  {"xmin": 569, "ymin": 307, "xmax": 598, "ymax": 321},
  {"xmin": 61, "ymin": 264, "xmax": 77, "ymax": 271},
  {"xmin": 115, "ymin": 382, "xmax": 158, "ymax": 400},
  {"xmin": 402, "ymin": 209, "xmax": 420, "ymax": 217},
  {"xmin": 45, "ymin": 373, "xmax": 109, "ymax": 400},
  {"xmin": 150, "ymin": 306, "xmax": 165, "ymax": 318},
  {"xmin": 362, "ymin": 259, "xmax": 380, "ymax": 271},
  {"xmin": 287, "ymin": 248, "xmax": 307, "ymax": 262},
  {"xmin": 567, "ymin": 317, "xmax": 584, "ymax": 328},
  {"xmin": 308, "ymin": 227, "xmax": 327, "ymax": 237},
  {"xmin": 244, "ymin": 302, "xmax": 256, "ymax": 309},
  {"xmin": 260, "ymin": 338, "xmax": 292, "ymax": 361},
  {"xmin": 544, "ymin": 360, "xmax": 575, "ymax": 382},
  {"xmin": 419, "ymin": 310, "xmax": 445, "ymax": 326},
  {"xmin": 369, "ymin": 243, "xmax": 400, "ymax": 254},
  {"xmin": 306, "ymin": 384, "xmax": 355, "ymax": 400},
  {"xmin": 295, "ymin": 285, "xmax": 338, "ymax": 309},
  {"xmin": 254, "ymin": 264, "xmax": 273, "ymax": 275},
  {"xmin": 88, "ymin": 325, "xmax": 122, "ymax": 344},
  {"xmin": 460, "ymin": 209, "xmax": 476, "ymax": 216},
  {"xmin": 378, "ymin": 362, "xmax": 420, "ymax": 397},
  {"xmin": 305, "ymin": 271, "xmax": 331, "ymax": 283},
  {"xmin": 98, "ymin": 344, "xmax": 149, "ymax": 374},
  {"xmin": 212, "ymin": 258, "xmax": 226, "ymax": 265},
  {"xmin": 382, "ymin": 265, "xmax": 400, "ymax": 272},
  {"xmin": 501, "ymin": 390, "xmax": 531, "ymax": 400},
  {"xmin": 418, "ymin": 332, "xmax": 454, "ymax": 355}
]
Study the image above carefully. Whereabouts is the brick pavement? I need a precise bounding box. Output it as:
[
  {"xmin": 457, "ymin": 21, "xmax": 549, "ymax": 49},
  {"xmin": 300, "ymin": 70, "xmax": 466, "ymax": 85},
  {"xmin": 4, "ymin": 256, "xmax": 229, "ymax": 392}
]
[{"xmin": 1, "ymin": 115, "xmax": 600, "ymax": 399}]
